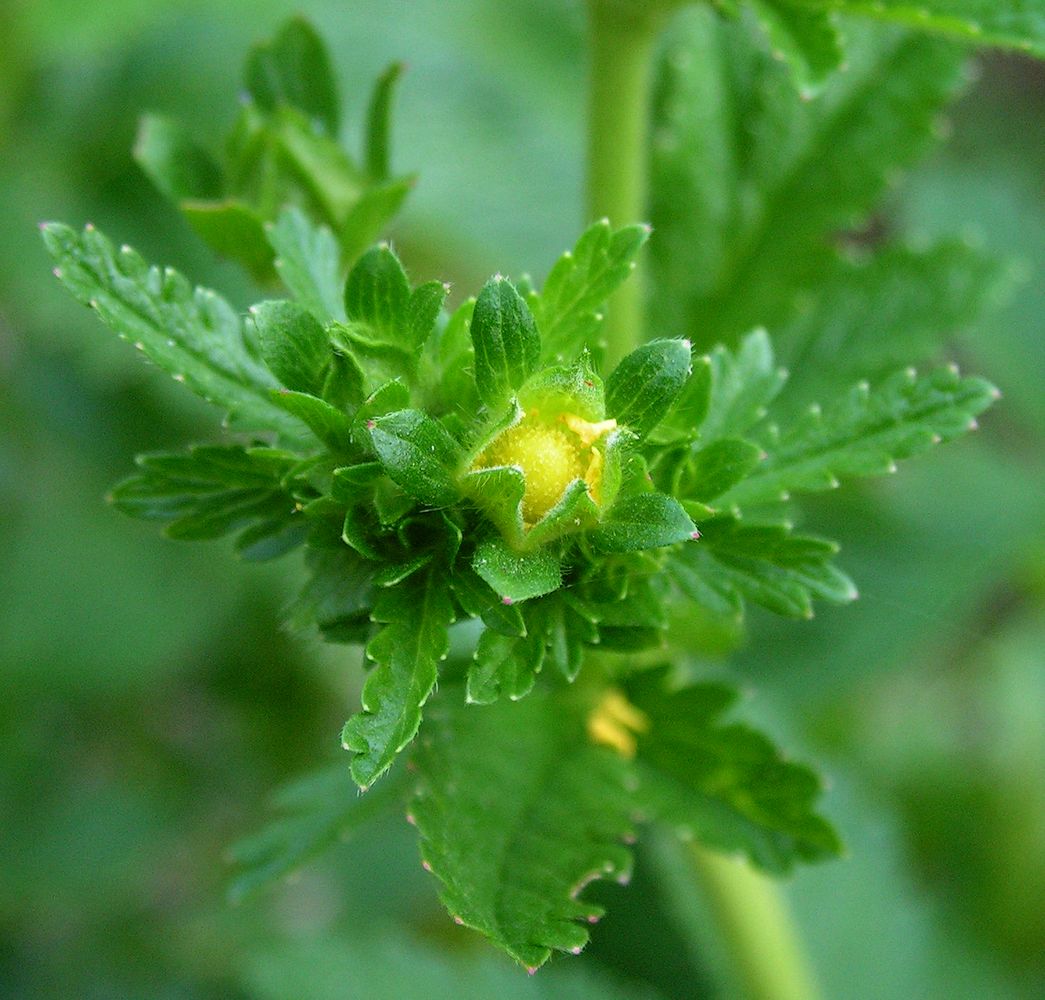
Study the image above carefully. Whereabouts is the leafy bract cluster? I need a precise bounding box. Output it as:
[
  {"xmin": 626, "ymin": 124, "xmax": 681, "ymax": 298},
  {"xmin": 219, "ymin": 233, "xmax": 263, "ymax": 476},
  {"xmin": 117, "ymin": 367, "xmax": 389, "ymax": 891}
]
[{"xmin": 41, "ymin": 11, "xmax": 1011, "ymax": 970}]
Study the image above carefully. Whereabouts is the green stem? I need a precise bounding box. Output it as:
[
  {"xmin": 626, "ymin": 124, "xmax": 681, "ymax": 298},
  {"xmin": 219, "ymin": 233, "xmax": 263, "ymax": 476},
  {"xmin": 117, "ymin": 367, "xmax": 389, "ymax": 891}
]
[
  {"xmin": 689, "ymin": 845, "xmax": 823, "ymax": 1000},
  {"xmin": 585, "ymin": 0, "xmax": 662, "ymax": 364}
]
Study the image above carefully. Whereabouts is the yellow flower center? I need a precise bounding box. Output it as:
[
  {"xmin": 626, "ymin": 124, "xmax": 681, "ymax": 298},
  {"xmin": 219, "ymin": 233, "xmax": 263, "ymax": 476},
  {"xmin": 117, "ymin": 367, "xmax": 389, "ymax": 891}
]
[{"xmin": 475, "ymin": 410, "xmax": 617, "ymax": 524}]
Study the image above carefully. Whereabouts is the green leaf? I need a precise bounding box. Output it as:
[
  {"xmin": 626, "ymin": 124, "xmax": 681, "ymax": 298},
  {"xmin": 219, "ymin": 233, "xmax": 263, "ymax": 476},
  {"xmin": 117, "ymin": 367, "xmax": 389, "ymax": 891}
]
[
  {"xmin": 591, "ymin": 493, "xmax": 697, "ymax": 554},
  {"xmin": 699, "ymin": 329, "xmax": 787, "ymax": 442},
  {"xmin": 473, "ymin": 537, "xmax": 561, "ymax": 603},
  {"xmin": 670, "ymin": 517, "xmax": 857, "ymax": 619},
  {"xmin": 270, "ymin": 390, "xmax": 353, "ymax": 453},
  {"xmin": 448, "ymin": 564, "xmax": 527, "ymax": 637},
  {"xmin": 289, "ymin": 547, "xmax": 375, "ymax": 644},
  {"xmin": 625, "ymin": 669, "xmax": 842, "ymax": 872},
  {"xmin": 776, "ymin": 240, "xmax": 1011, "ymax": 412},
  {"xmin": 251, "ymin": 300, "xmax": 331, "ymax": 396},
  {"xmin": 749, "ymin": 1, "xmax": 844, "ymax": 95},
  {"xmin": 110, "ymin": 445, "xmax": 303, "ymax": 553},
  {"xmin": 133, "ymin": 114, "xmax": 222, "ymax": 202},
  {"xmin": 367, "ymin": 409, "xmax": 462, "ymax": 507},
  {"xmin": 408, "ymin": 280, "xmax": 449, "ymax": 350},
  {"xmin": 181, "ymin": 199, "xmax": 275, "ymax": 280},
  {"xmin": 341, "ymin": 566, "xmax": 455, "ymax": 788},
  {"xmin": 605, "ymin": 338, "xmax": 693, "ymax": 439},
  {"xmin": 344, "ymin": 244, "xmax": 412, "ymax": 345},
  {"xmin": 267, "ymin": 207, "xmax": 346, "ymax": 323},
  {"xmin": 338, "ymin": 176, "xmax": 415, "ymax": 264},
  {"xmin": 364, "ymin": 62, "xmax": 404, "ymax": 181},
  {"xmin": 803, "ymin": 0, "xmax": 1045, "ymax": 56},
  {"xmin": 412, "ymin": 688, "xmax": 635, "ymax": 969},
  {"xmin": 244, "ymin": 16, "xmax": 340, "ymax": 135},
  {"xmin": 532, "ymin": 219, "xmax": 651, "ymax": 362},
  {"xmin": 649, "ymin": 10, "xmax": 965, "ymax": 349},
  {"xmin": 42, "ymin": 222, "xmax": 308, "ymax": 444},
  {"xmin": 226, "ymin": 763, "xmax": 406, "ymax": 903},
  {"xmin": 719, "ymin": 365, "xmax": 1000, "ymax": 508},
  {"xmin": 470, "ymin": 275, "xmax": 541, "ymax": 408},
  {"xmin": 680, "ymin": 437, "xmax": 763, "ymax": 502},
  {"xmin": 467, "ymin": 627, "xmax": 546, "ymax": 705}
]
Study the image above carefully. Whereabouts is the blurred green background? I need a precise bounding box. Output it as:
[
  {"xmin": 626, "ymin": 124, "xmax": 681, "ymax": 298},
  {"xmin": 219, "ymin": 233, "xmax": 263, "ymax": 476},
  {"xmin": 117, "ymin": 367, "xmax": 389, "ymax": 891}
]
[{"xmin": 0, "ymin": 1, "xmax": 1042, "ymax": 998}]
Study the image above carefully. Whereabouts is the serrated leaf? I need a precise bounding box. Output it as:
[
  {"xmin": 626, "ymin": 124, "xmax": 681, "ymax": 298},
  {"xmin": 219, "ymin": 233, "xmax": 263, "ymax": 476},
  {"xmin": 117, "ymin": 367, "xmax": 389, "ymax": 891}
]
[
  {"xmin": 227, "ymin": 763, "xmax": 406, "ymax": 903},
  {"xmin": 750, "ymin": 1, "xmax": 844, "ymax": 95},
  {"xmin": 680, "ymin": 437, "xmax": 763, "ymax": 502},
  {"xmin": 533, "ymin": 219, "xmax": 650, "ymax": 362},
  {"xmin": 699, "ymin": 329, "xmax": 787, "ymax": 442},
  {"xmin": 625, "ymin": 669, "xmax": 842, "ymax": 872},
  {"xmin": 449, "ymin": 564, "xmax": 527, "ymax": 637},
  {"xmin": 367, "ymin": 409, "xmax": 461, "ymax": 507},
  {"xmin": 805, "ymin": 0, "xmax": 1045, "ymax": 56},
  {"xmin": 470, "ymin": 275, "xmax": 541, "ymax": 408},
  {"xmin": 364, "ymin": 62, "xmax": 404, "ymax": 181},
  {"xmin": 467, "ymin": 627, "xmax": 546, "ymax": 704},
  {"xmin": 342, "ymin": 566, "xmax": 455, "ymax": 788},
  {"xmin": 344, "ymin": 244, "xmax": 412, "ymax": 345},
  {"xmin": 42, "ymin": 222, "xmax": 309, "ymax": 444},
  {"xmin": 270, "ymin": 390, "xmax": 353, "ymax": 453},
  {"xmin": 288, "ymin": 546, "xmax": 375, "ymax": 644},
  {"xmin": 267, "ymin": 207, "xmax": 346, "ymax": 323},
  {"xmin": 412, "ymin": 688, "xmax": 635, "ymax": 969},
  {"xmin": 591, "ymin": 493, "xmax": 696, "ymax": 554},
  {"xmin": 473, "ymin": 537, "xmax": 561, "ymax": 603},
  {"xmin": 244, "ymin": 16, "xmax": 340, "ymax": 136},
  {"xmin": 670, "ymin": 517, "xmax": 857, "ymax": 619},
  {"xmin": 133, "ymin": 114, "xmax": 222, "ymax": 203},
  {"xmin": 650, "ymin": 10, "xmax": 965, "ymax": 348},
  {"xmin": 719, "ymin": 366, "xmax": 999, "ymax": 508},
  {"xmin": 251, "ymin": 300, "xmax": 331, "ymax": 396},
  {"xmin": 110, "ymin": 445, "xmax": 303, "ymax": 553},
  {"xmin": 777, "ymin": 240, "xmax": 1010, "ymax": 413},
  {"xmin": 605, "ymin": 339, "xmax": 693, "ymax": 439}
]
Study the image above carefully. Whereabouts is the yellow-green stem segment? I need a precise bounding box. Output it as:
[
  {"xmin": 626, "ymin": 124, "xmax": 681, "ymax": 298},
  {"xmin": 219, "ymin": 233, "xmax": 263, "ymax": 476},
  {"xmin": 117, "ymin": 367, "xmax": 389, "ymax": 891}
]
[
  {"xmin": 690, "ymin": 845, "xmax": 823, "ymax": 1000},
  {"xmin": 586, "ymin": 0, "xmax": 663, "ymax": 364}
]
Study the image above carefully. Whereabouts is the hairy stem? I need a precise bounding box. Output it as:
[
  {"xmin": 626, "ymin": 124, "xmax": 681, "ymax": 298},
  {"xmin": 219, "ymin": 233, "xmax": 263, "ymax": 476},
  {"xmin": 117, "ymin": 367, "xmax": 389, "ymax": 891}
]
[
  {"xmin": 585, "ymin": 0, "xmax": 662, "ymax": 363},
  {"xmin": 689, "ymin": 845, "xmax": 823, "ymax": 1000}
]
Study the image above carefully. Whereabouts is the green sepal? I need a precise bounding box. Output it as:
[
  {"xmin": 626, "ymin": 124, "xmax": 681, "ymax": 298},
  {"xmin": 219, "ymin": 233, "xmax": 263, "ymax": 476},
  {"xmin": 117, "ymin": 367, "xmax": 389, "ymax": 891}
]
[
  {"xmin": 250, "ymin": 299, "xmax": 331, "ymax": 396},
  {"xmin": 470, "ymin": 275, "xmax": 541, "ymax": 408},
  {"xmin": 269, "ymin": 389, "xmax": 353, "ymax": 453},
  {"xmin": 244, "ymin": 16, "xmax": 340, "ymax": 136},
  {"xmin": 344, "ymin": 244, "xmax": 411, "ymax": 345},
  {"xmin": 408, "ymin": 280, "xmax": 449, "ymax": 350},
  {"xmin": 605, "ymin": 338, "xmax": 693, "ymax": 440},
  {"xmin": 652, "ymin": 353, "xmax": 711, "ymax": 444},
  {"xmin": 524, "ymin": 479, "xmax": 601, "ymax": 549},
  {"xmin": 518, "ymin": 351, "xmax": 605, "ymax": 421},
  {"xmin": 459, "ymin": 465, "xmax": 526, "ymax": 546},
  {"xmin": 590, "ymin": 493, "xmax": 697, "ymax": 554},
  {"xmin": 366, "ymin": 409, "xmax": 461, "ymax": 508},
  {"xmin": 472, "ymin": 536, "xmax": 562, "ymax": 603},
  {"xmin": 449, "ymin": 564, "xmax": 527, "ymax": 637},
  {"xmin": 352, "ymin": 379, "xmax": 411, "ymax": 438}
]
